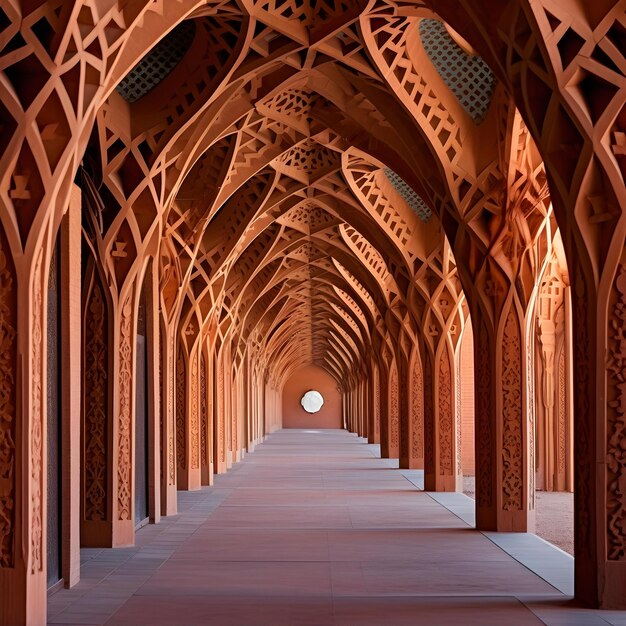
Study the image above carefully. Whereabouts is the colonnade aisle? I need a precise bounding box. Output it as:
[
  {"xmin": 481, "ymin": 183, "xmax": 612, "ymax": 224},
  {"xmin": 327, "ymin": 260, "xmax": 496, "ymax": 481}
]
[{"xmin": 48, "ymin": 430, "xmax": 622, "ymax": 625}]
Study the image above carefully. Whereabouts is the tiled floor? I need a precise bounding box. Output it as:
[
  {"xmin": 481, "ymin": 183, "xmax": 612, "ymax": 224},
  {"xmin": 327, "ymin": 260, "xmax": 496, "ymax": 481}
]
[{"xmin": 48, "ymin": 430, "xmax": 626, "ymax": 625}]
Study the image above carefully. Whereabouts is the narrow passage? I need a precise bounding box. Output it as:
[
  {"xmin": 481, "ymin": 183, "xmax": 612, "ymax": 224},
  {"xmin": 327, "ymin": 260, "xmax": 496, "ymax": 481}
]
[{"xmin": 48, "ymin": 431, "xmax": 615, "ymax": 626}]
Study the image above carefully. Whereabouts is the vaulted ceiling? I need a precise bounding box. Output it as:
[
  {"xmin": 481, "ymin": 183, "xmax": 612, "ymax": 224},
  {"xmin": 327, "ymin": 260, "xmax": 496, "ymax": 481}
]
[{"xmin": 81, "ymin": 0, "xmax": 544, "ymax": 388}]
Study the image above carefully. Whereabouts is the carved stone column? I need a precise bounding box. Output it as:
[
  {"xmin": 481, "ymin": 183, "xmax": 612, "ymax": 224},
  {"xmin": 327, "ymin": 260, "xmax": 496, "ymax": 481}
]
[
  {"xmin": 576, "ymin": 260, "xmax": 626, "ymax": 609},
  {"xmin": 360, "ymin": 378, "xmax": 369, "ymax": 439},
  {"xmin": 81, "ymin": 267, "xmax": 112, "ymax": 546},
  {"xmin": 200, "ymin": 349, "xmax": 213, "ymax": 486},
  {"xmin": 177, "ymin": 346, "xmax": 201, "ymax": 491},
  {"xmin": 110, "ymin": 290, "xmax": 136, "ymax": 546},
  {"xmin": 423, "ymin": 341, "xmax": 461, "ymax": 491},
  {"xmin": 0, "ymin": 226, "xmax": 46, "ymax": 625},
  {"xmin": 368, "ymin": 359, "xmax": 380, "ymax": 444},
  {"xmin": 160, "ymin": 328, "xmax": 177, "ymax": 516},
  {"xmin": 399, "ymin": 346, "xmax": 425, "ymax": 470},
  {"xmin": 471, "ymin": 296, "xmax": 535, "ymax": 532},
  {"xmin": 379, "ymin": 354, "xmax": 400, "ymax": 459},
  {"xmin": 61, "ymin": 186, "xmax": 82, "ymax": 587},
  {"xmin": 143, "ymin": 262, "xmax": 161, "ymax": 525},
  {"xmin": 214, "ymin": 352, "xmax": 227, "ymax": 474}
]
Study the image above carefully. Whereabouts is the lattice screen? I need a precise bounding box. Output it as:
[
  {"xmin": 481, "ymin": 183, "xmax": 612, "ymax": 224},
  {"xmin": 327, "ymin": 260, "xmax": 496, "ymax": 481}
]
[
  {"xmin": 384, "ymin": 168, "xmax": 432, "ymax": 223},
  {"xmin": 116, "ymin": 21, "xmax": 196, "ymax": 103},
  {"xmin": 419, "ymin": 19, "xmax": 496, "ymax": 124}
]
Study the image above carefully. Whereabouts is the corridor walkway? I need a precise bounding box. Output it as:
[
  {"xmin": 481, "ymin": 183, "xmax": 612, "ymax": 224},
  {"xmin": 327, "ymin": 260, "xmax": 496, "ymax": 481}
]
[{"xmin": 48, "ymin": 431, "xmax": 624, "ymax": 625}]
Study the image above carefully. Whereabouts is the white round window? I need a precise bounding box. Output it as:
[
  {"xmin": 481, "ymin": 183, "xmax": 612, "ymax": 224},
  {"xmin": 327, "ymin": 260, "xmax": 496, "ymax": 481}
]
[{"xmin": 301, "ymin": 390, "xmax": 324, "ymax": 414}]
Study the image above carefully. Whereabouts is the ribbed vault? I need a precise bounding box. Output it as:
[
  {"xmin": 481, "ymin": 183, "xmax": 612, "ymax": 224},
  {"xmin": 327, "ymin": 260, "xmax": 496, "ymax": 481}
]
[{"xmin": 1, "ymin": 0, "xmax": 625, "ymax": 620}]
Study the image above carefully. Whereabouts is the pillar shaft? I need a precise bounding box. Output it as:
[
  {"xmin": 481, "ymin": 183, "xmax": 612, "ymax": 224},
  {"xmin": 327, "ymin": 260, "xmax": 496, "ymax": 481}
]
[
  {"xmin": 472, "ymin": 301, "xmax": 535, "ymax": 532},
  {"xmin": 423, "ymin": 343, "xmax": 461, "ymax": 491}
]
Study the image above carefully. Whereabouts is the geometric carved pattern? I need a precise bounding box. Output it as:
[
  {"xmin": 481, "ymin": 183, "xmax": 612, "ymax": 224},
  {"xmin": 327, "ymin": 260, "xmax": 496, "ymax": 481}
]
[
  {"xmin": 419, "ymin": 19, "xmax": 496, "ymax": 124},
  {"xmin": 116, "ymin": 21, "xmax": 196, "ymax": 103},
  {"xmin": 0, "ymin": 225, "xmax": 16, "ymax": 567},
  {"xmin": 84, "ymin": 281, "xmax": 108, "ymax": 522}
]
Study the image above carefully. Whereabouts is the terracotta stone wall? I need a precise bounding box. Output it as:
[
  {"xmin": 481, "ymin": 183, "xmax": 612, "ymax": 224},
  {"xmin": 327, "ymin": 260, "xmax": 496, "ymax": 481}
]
[{"xmin": 282, "ymin": 366, "xmax": 342, "ymax": 429}]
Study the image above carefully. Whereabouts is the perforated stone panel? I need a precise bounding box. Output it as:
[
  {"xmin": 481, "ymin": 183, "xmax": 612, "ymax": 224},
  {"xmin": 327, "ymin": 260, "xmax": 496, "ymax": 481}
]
[
  {"xmin": 384, "ymin": 168, "xmax": 432, "ymax": 223},
  {"xmin": 116, "ymin": 21, "xmax": 196, "ymax": 103},
  {"xmin": 419, "ymin": 19, "xmax": 496, "ymax": 124}
]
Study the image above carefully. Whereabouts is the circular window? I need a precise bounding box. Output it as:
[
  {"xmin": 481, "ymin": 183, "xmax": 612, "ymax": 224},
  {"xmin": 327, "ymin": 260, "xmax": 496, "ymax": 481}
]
[{"xmin": 301, "ymin": 390, "xmax": 324, "ymax": 414}]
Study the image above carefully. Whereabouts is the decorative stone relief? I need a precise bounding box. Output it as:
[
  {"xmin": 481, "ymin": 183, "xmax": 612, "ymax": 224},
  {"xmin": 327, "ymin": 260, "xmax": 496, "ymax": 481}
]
[
  {"xmin": 501, "ymin": 308, "xmax": 523, "ymax": 512},
  {"xmin": 456, "ymin": 357, "xmax": 462, "ymax": 476},
  {"xmin": 176, "ymin": 349, "xmax": 186, "ymax": 469},
  {"xmin": 190, "ymin": 354, "xmax": 199, "ymax": 469},
  {"xmin": 84, "ymin": 282, "xmax": 108, "ymax": 521},
  {"xmin": 558, "ymin": 347, "xmax": 566, "ymax": 476},
  {"xmin": 218, "ymin": 359, "xmax": 225, "ymax": 463},
  {"xmin": 168, "ymin": 339, "xmax": 175, "ymax": 484},
  {"xmin": 438, "ymin": 351, "xmax": 453, "ymax": 476},
  {"xmin": 390, "ymin": 367, "xmax": 399, "ymax": 450},
  {"xmin": 574, "ymin": 272, "xmax": 591, "ymax": 558},
  {"xmin": 424, "ymin": 354, "xmax": 434, "ymax": 473},
  {"xmin": 607, "ymin": 265, "xmax": 626, "ymax": 560},
  {"xmin": 30, "ymin": 253, "xmax": 44, "ymax": 573},
  {"xmin": 200, "ymin": 355, "xmax": 207, "ymax": 465},
  {"xmin": 117, "ymin": 296, "xmax": 133, "ymax": 521},
  {"xmin": 0, "ymin": 227, "xmax": 16, "ymax": 567},
  {"xmin": 528, "ymin": 342, "xmax": 535, "ymax": 508},
  {"xmin": 411, "ymin": 359, "xmax": 423, "ymax": 459},
  {"xmin": 476, "ymin": 319, "xmax": 492, "ymax": 508}
]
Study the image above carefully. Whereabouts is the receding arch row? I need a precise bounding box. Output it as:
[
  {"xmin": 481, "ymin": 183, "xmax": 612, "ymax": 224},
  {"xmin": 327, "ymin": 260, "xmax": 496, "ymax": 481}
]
[{"xmin": 0, "ymin": 1, "xmax": 623, "ymax": 622}]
